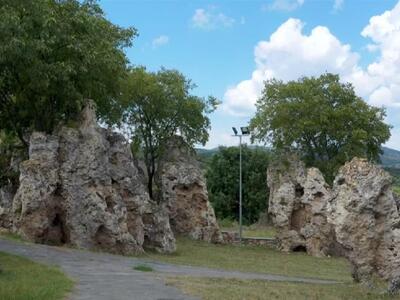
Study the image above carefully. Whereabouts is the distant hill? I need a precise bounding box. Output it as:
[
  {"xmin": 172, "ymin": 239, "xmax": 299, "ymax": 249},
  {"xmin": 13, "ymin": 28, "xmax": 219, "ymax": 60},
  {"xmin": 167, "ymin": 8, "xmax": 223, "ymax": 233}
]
[
  {"xmin": 196, "ymin": 146, "xmax": 400, "ymax": 169},
  {"xmin": 380, "ymin": 147, "xmax": 400, "ymax": 168}
]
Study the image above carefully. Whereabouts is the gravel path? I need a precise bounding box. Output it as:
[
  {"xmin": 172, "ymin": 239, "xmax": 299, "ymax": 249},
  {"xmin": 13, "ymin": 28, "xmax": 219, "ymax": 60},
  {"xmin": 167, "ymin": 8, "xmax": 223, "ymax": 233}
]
[{"xmin": 0, "ymin": 239, "xmax": 340, "ymax": 300}]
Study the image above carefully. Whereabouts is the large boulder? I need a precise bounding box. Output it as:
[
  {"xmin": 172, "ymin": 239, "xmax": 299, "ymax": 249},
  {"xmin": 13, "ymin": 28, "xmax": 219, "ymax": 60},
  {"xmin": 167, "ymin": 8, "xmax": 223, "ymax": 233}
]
[
  {"xmin": 157, "ymin": 137, "xmax": 222, "ymax": 243},
  {"xmin": 267, "ymin": 158, "xmax": 338, "ymax": 256},
  {"xmin": 328, "ymin": 158, "xmax": 400, "ymax": 288},
  {"xmin": 11, "ymin": 101, "xmax": 175, "ymax": 254}
]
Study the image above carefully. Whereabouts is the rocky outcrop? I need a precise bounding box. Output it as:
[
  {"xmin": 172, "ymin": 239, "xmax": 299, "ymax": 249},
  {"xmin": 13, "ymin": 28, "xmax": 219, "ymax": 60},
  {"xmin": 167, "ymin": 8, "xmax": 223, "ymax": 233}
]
[
  {"xmin": 0, "ymin": 184, "xmax": 15, "ymax": 229},
  {"xmin": 267, "ymin": 158, "xmax": 337, "ymax": 256},
  {"xmin": 268, "ymin": 156, "xmax": 400, "ymax": 291},
  {"xmin": 328, "ymin": 158, "xmax": 400, "ymax": 288},
  {"xmin": 11, "ymin": 101, "xmax": 175, "ymax": 254},
  {"xmin": 157, "ymin": 137, "xmax": 221, "ymax": 243}
]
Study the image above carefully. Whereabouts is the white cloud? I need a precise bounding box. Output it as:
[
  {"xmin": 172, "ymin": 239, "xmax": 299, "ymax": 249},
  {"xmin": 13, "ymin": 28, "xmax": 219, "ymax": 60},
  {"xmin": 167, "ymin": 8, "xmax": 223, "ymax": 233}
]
[
  {"xmin": 204, "ymin": 129, "xmax": 255, "ymax": 149},
  {"xmin": 263, "ymin": 0, "xmax": 305, "ymax": 12},
  {"xmin": 223, "ymin": 1, "xmax": 400, "ymax": 116},
  {"xmin": 222, "ymin": 18, "xmax": 359, "ymax": 116},
  {"xmin": 359, "ymin": 1, "xmax": 400, "ymax": 107},
  {"xmin": 191, "ymin": 7, "xmax": 235, "ymax": 30},
  {"xmin": 152, "ymin": 35, "xmax": 169, "ymax": 48},
  {"xmin": 333, "ymin": 0, "xmax": 344, "ymax": 12}
]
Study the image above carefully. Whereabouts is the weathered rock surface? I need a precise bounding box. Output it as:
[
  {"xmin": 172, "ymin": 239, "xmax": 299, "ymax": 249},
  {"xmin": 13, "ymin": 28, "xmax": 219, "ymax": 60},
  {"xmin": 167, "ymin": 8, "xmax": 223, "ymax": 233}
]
[
  {"xmin": 0, "ymin": 184, "xmax": 15, "ymax": 229},
  {"xmin": 267, "ymin": 158, "xmax": 336, "ymax": 256},
  {"xmin": 157, "ymin": 137, "xmax": 222, "ymax": 243},
  {"xmin": 328, "ymin": 158, "xmax": 400, "ymax": 287},
  {"xmin": 268, "ymin": 156, "xmax": 400, "ymax": 290},
  {"xmin": 11, "ymin": 102, "xmax": 175, "ymax": 254}
]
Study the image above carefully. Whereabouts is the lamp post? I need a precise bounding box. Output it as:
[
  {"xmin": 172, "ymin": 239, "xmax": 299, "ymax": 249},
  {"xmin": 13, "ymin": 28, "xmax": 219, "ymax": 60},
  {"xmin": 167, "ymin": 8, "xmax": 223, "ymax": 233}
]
[{"xmin": 232, "ymin": 126, "xmax": 250, "ymax": 243}]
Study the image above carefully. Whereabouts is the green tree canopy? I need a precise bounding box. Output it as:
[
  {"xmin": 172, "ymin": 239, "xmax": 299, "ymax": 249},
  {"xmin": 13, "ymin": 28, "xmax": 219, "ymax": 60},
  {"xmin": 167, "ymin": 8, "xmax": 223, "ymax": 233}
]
[
  {"xmin": 250, "ymin": 73, "xmax": 391, "ymax": 182},
  {"xmin": 0, "ymin": 0, "xmax": 136, "ymax": 146},
  {"xmin": 122, "ymin": 67, "xmax": 219, "ymax": 198},
  {"xmin": 205, "ymin": 146, "xmax": 270, "ymax": 225}
]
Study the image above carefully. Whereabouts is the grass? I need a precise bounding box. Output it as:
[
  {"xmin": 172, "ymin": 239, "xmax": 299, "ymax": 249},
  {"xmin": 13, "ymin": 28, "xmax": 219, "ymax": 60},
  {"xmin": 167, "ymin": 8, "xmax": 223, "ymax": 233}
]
[
  {"xmin": 0, "ymin": 231, "xmax": 24, "ymax": 242},
  {"xmin": 393, "ymin": 185, "xmax": 400, "ymax": 197},
  {"xmin": 0, "ymin": 251, "xmax": 73, "ymax": 300},
  {"xmin": 166, "ymin": 277, "xmax": 397, "ymax": 300},
  {"xmin": 218, "ymin": 219, "xmax": 277, "ymax": 238},
  {"xmin": 242, "ymin": 227, "xmax": 276, "ymax": 238},
  {"xmin": 133, "ymin": 264, "xmax": 154, "ymax": 272},
  {"xmin": 145, "ymin": 237, "xmax": 352, "ymax": 282}
]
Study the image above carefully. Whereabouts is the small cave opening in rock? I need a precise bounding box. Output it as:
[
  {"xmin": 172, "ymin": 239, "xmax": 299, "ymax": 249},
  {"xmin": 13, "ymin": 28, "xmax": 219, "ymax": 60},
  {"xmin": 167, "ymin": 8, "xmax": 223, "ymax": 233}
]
[
  {"xmin": 45, "ymin": 184, "xmax": 69, "ymax": 245},
  {"xmin": 47, "ymin": 212, "xmax": 69, "ymax": 245},
  {"xmin": 292, "ymin": 245, "xmax": 307, "ymax": 252},
  {"xmin": 94, "ymin": 225, "xmax": 113, "ymax": 249},
  {"xmin": 295, "ymin": 184, "xmax": 304, "ymax": 198}
]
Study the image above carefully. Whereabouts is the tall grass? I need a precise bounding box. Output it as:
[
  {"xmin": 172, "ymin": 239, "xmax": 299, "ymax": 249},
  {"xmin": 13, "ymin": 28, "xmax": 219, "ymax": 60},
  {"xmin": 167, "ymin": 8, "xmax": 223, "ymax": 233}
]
[{"xmin": 0, "ymin": 252, "xmax": 73, "ymax": 300}]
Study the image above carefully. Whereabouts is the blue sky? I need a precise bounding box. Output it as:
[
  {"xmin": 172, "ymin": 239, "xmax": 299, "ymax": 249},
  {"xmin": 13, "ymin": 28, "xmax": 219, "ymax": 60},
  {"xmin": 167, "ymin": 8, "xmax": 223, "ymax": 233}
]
[{"xmin": 100, "ymin": 0, "xmax": 400, "ymax": 149}]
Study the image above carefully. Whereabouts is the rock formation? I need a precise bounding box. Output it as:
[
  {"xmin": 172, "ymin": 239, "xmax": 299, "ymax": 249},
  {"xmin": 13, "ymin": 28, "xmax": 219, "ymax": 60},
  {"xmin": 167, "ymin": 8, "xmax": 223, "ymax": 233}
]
[
  {"xmin": 0, "ymin": 184, "xmax": 15, "ymax": 229},
  {"xmin": 157, "ymin": 136, "xmax": 222, "ymax": 243},
  {"xmin": 328, "ymin": 158, "xmax": 400, "ymax": 288},
  {"xmin": 267, "ymin": 158, "xmax": 336, "ymax": 256},
  {"xmin": 268, "ymin": 156, "xmax": 400, "ymax": 291},
  {"xmin": 10, "ymin": 101, "xmax": 175, "ymax": 254}
]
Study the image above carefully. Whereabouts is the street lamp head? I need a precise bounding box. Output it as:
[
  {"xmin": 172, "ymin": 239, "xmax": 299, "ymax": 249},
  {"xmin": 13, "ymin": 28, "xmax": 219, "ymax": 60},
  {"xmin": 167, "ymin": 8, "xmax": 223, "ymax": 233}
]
[
  {"xmin": 240, "ymin": 126, "xmax": 250, "ymax": 135},
  {"xmin": 232, "ymin": 127, "xmax": 238, "ymax": 135}
]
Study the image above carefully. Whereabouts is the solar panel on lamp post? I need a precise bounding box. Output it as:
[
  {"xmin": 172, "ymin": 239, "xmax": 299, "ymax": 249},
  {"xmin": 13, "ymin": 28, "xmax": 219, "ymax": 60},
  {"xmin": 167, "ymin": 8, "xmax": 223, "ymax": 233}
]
[{"xmin": 232, "ymin": 126, "xmax": 250, "ymax": 244}]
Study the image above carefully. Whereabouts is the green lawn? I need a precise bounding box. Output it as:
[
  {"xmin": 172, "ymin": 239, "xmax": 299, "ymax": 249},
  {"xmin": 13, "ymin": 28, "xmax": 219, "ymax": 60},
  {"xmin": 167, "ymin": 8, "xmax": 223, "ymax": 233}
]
[
  {"xmin": 242, "ymin": 226, "xmax": 276, "ymax": 238},
  {"xmin": 166, "ymin": 277, "xmax": 397, "ymax": 300},
  {"xmin": 0, "ymin": 252, "xmax": 73, "ymax": 300},
  {"xmin": 133, "ymin": 264, "xmax": 154, "ymax": 272},
  {"xmin": 144, "ymin": 237, "xmax": 352, "ymax": 282},
  {"xmin": 219, "ymin": 220, "xmax": 277, "ymax": 238}
]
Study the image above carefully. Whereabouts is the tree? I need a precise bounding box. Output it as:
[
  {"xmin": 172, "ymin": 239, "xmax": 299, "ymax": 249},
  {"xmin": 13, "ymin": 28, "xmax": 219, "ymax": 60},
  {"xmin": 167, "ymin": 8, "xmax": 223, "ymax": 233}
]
[
  {"xmin": 0, "ymin": 0, "xmax": 136, "ymax": 146},
  {"xmin": 122, "ymin": 67, "xmax": 218, "ymax": 199},
  {"xmin": 250, "ymin": 73, "xmax": 391, "ymax": 182},
  {"xmin": 205, "ymin": 146, "xmax": 270, "ymax": 224}
]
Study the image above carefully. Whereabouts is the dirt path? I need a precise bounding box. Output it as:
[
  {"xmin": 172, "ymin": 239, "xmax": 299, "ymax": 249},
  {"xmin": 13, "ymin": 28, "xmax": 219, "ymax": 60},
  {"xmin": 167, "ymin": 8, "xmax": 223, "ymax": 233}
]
[{"xmin": 0, "ymin": 239, "xmax": 340, "ymax": 300}]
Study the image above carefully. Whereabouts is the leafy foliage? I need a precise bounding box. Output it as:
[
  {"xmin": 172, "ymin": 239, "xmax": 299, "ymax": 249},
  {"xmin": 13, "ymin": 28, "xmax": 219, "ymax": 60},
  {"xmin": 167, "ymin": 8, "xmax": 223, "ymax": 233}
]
[
  {"xmin": 250, "ymin": 73, "xmax": 391, "ymax": 183},
  {"xmin": 122, "ymin": 67, "xmax": 219, "ymax": 198},
  {"xmin": 205, "ymin": 146, "xmax": 270, "ymax": 225},
  {"xmin": 0, "ymin": 0, "xmax": 136, "ymax": 145}
]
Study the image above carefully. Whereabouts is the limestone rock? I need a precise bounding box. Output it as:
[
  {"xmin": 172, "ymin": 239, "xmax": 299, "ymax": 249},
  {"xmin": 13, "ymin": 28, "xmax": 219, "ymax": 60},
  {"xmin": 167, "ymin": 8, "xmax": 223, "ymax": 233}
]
[
  {"xmin": 328, "ymin": 158, "xmax": 400, "ymax": 287},
  {"xmin": 267, "ymin": 158, "xmax": 337, "ymax": 256},
  {"xmin": 142, "ymin": 201, "xmax": 176, "ymax": 253},
  {"xmin": 0, "ymin": 184, "xmax": 15, "ymax": 229},
  {"xmin": 157, "ymin": 137, "xmax": 222, "ymax": 243},
  {"xmin": 11, "ymin": 101, "xmax": 175, "ymax": 254}
]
